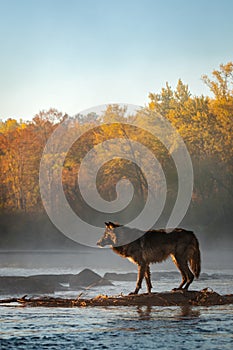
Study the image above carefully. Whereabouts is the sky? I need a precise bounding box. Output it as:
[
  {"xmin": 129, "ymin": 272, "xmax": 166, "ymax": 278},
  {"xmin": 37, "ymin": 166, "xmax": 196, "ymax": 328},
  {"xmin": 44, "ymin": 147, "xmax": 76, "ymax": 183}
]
[{"xmin": 0, "ymin": 0, "xmax": 233, "ymax": 120}]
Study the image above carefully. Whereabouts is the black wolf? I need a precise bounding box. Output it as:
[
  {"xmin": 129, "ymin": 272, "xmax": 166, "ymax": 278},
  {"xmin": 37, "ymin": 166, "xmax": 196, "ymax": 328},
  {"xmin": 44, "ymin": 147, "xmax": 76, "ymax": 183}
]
[{"xmin": 97, "ymin": 222, "xmax": 201, "ymax": 294}]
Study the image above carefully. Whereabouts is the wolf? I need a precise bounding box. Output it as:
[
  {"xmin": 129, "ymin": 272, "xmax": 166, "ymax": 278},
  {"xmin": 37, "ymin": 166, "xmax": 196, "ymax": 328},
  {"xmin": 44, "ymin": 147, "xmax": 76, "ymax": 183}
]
[{"xmin": 97, "ymin": 222, "xmax": 201, "ymax": 294}]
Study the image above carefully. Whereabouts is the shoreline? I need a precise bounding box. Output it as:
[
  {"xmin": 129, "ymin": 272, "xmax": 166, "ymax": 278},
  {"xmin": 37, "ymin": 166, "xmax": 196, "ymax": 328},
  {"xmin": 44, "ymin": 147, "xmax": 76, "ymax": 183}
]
[{"xmin": 1, "ymin": 289, "xmax": 233, "ymax": 308}]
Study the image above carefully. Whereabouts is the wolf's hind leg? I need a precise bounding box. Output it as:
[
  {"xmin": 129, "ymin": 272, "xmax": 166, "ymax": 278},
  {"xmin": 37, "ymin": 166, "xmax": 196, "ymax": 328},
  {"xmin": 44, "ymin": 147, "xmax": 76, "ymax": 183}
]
[
  {"xmin": 183, "ymin": 270, "xmax": 194, "ymax": 290},
  {"xmin": 180, "ymin": 258, "xmax": 194, "ymax": 289},
  {"xmin": 171, "ymin": 255, "xmax": 192, "ymax": 290},
  {"xmin": 145, "ymin": 265, "xmax": 152, "ymax": 294},
  {"xmin": 171, "ymin": 255, "xmax": 186, "ymax": 289}
]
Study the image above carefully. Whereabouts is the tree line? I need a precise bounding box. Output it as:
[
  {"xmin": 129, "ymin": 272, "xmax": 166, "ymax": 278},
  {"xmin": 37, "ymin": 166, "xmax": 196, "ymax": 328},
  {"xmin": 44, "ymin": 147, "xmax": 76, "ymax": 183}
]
[{"xmin": 0, "ymin": 62, "xmax": 232, "ymax": 235}]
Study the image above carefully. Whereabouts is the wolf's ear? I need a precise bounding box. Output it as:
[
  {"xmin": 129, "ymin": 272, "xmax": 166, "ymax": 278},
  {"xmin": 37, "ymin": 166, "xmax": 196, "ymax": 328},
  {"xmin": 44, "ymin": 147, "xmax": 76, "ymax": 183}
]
[
  {"xmin": 112, "ymin": 222, "xmax": 123, "ymax": 229},
  {"xmin": 105, "ymin": 222, "xmax": 114, "ymax": 228},
  {"xmin": 105, "ymin": 221, "xmax": 122, "ymax": 228},
  {"xmin": 110, "ymin": 222, "xmax": 121, "ymax": 228},
  {"xmin": 108, "ymin": 221, "xmax": 116, "ymax": 228}
]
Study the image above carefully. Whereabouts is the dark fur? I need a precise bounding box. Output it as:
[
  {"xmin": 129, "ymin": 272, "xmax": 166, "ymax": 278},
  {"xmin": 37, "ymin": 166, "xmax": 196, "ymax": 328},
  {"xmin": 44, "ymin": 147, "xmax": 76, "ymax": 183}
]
[{"xmin": 97, "ymin": 222, "xmax": 201, "ymax": 294}]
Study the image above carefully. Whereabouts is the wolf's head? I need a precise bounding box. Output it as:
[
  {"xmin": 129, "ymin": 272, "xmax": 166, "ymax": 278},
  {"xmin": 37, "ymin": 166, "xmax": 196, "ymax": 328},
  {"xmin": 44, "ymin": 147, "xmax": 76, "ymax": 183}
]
[
  {"xmin": 97, "ymin": 222, "xmax": 143, "ymax": 247},
  {"xmin": 97, "ymin": 222, "xmax": 122, "ymax": 247}
]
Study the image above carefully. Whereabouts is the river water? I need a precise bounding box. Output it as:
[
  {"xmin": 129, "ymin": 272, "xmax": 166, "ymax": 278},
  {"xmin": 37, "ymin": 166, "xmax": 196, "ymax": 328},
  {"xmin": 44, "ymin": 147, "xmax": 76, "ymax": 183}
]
[{"xmin": 0, "ymin": 263, "xmax": 233, "ymax": 350}]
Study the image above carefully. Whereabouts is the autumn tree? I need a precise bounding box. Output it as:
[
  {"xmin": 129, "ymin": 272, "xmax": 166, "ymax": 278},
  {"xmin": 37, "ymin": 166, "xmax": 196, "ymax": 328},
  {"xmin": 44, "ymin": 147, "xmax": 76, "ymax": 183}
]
[{"xmin": 0, "ymin": 64, "xmax": 232, "ymax": 237}]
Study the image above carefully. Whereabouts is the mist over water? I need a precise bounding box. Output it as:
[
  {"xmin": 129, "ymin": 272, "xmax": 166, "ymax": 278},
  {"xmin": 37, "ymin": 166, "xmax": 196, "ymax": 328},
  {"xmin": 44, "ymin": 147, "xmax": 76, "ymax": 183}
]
[
  {"xmin": 0, "ymin": 230, "xmax": 232, "ymax": 272},
  {"xmin": 1, "ymin": 230, "xmax": 233, "ymax": 350},
  {"xmin": 0, "ymin": 203, "xmax": 232, "ymax": 350}
]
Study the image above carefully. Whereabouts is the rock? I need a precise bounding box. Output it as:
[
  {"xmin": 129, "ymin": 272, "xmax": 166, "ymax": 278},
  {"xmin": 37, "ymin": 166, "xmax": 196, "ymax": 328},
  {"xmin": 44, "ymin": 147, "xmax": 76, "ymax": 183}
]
[
  {"xmin": 0, "ymin": 270, "xmax": 113, "ymax": 295},
  {"xmin": 69, "ymin": 269, "xmax": 113, "ymax": 288},
  {"xmin": 104, "ymin": 272, "xmax": 137, "ymax": 281},
  {"xmin": 104, "ymin": 271, "xmax": 181, "ymax": 281},
  {"xmin": 0, "ymin": 276, "xmax": 54, "ymax": 295}
]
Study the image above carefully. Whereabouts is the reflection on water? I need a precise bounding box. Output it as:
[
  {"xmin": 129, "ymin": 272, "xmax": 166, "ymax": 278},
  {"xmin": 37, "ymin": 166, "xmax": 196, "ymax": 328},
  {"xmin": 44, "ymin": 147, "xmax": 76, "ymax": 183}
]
[
  {"xmin": 177, "ymin": 305, "xmax": 201, "ymax": 320},
  {"xmin": 136, "ymin": 305, "xmax": 201, "ymax": 321},
  {"xmin": 137, "ymin": 306, "xmax": 152, "ymax": 320}
]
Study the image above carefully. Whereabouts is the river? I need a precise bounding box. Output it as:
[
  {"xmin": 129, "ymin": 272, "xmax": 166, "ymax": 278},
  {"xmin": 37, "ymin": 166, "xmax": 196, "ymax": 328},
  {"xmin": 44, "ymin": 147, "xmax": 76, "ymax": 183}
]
[{"xmin": 0, "ymin": 261, "xmax": 233, "ymax": 349}]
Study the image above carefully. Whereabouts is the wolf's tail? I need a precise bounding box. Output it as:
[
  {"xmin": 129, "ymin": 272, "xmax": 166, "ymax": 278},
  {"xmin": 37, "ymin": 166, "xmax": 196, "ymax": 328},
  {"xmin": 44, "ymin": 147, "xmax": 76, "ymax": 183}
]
[{"xmin": 190, "ymin": 235, "xmax": 201, "ymax": 279}]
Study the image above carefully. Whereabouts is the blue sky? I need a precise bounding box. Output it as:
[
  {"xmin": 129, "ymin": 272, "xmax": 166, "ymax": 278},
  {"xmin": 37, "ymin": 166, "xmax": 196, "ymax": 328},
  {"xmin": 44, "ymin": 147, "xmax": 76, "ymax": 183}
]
[{"xmin": 0, "ymin": 0, "xmax": 233, "ymax": 120}]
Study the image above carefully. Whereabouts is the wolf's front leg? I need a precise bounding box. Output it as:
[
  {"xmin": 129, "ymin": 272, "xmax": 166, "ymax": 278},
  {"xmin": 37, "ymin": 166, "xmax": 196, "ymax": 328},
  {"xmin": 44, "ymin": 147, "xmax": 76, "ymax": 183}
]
[
  {"xmin": 145, "ymin": 265, "xmax": 152, "ymax": 293},
  {"xmin": 129, "ymin": 264, "xmax": 146, "ymax": 295}
]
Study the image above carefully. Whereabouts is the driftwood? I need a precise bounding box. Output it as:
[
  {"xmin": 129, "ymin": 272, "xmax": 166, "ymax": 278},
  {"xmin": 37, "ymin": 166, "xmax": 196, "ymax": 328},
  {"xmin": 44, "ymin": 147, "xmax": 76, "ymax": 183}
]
[{"xmin": 1, "ymin": 289, "xmax": 233, "ymax": 308}]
